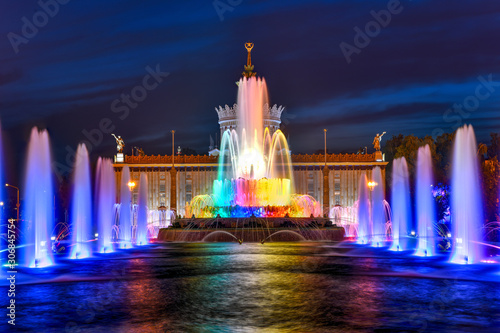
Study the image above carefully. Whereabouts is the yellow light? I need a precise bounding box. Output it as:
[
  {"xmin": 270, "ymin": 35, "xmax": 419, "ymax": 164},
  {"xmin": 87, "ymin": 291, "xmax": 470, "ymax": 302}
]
[
  {"xmin": 127, "ymin": 181, "xmax": 136, "ymax": 190},
  {"xmin": 367, "ymin": 181, "xmax": 378, "ymax": 191},
  {"xmin": 238, "ymin": 148, "xmax": 266, "ymax": 179}
]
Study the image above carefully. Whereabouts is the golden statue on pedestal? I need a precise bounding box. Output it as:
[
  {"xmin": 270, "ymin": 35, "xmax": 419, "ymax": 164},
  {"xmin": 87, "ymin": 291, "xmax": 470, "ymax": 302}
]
[
  {"xmin": 372, "ymin": 132, "xmax": 386, "ymax": 151},
  {"xmin": 112, "ymin": 134, "xmax": 125, "ymax": 153},
  {"xmin": 243, "ymin": 42, "xmax": 257, "ymax": 78}
]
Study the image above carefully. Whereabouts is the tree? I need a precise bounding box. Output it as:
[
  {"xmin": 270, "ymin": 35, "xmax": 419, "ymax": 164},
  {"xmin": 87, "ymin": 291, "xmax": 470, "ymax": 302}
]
[
  {"xmin": 434, "ymin": 133, "xmax": 454, "ymax": 184},
  {"xmin": 482, "ymin": 157, "xmax": 499, "ymax": 222},
  {"xmin": 383, "ymin": 134, "xmax": 404, "ymax": 162},
  {"xmin": 487, "ymin": 133, "xmax": 500, "ymax": 159},
  {"xmin": 382, "ymin": 134, "xmax": 404, "ymax": 193}
]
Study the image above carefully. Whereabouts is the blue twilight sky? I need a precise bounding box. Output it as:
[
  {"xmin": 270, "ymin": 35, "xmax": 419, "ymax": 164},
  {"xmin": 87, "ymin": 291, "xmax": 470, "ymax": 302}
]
[{"xmin": 0, "ymin": 0, "xmax": 499, "ymax": 175}]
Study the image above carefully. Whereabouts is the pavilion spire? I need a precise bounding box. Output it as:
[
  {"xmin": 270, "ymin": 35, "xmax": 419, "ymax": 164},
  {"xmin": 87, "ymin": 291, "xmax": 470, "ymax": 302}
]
[{"xmin": 242, "ymin": 42, "xmax": 257, "ymax": 78}]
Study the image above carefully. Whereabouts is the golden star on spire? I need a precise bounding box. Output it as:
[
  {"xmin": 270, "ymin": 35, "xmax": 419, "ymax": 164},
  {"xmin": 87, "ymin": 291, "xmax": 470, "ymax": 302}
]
[{"xmin": 243, "ymin": 42, "xmax": 256, "ymax": 78}]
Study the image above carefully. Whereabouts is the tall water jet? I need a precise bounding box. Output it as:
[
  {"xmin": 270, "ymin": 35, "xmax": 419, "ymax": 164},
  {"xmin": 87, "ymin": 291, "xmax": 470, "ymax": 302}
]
[
  {"xmin": 70, "ymin": 144, "xmax": 92, "ymax": 259},
  {"xmin": 415, "ymin": 145, "xmax": 436, "ymax": 257},
  {"xmin": 22, "ymin": 127, "xmax": 54, "ymax": 267},
  {"xmin": 237, "ymin": 76, "xmax": 267, "ymax": 161},
  {"xmin": 96, "ymin": 158, "xmax": 116, "ymax": 253},
  {"xmin": 119, "ymin": 166, "xmax": 132, "ymax": 248},
  {"xmin": 135, "ymin": 173, "xmax": 149, "ymax": 245},
  {"xmin": 357, "ymin": 173, "xmax": 371, "ymax": 244},
  {"xmin": 389, "ymin": 157, "xmax": 412, "ymax": 251},
  {"xmin": 450, "ymin": 125, "xmax": 483, "ymax": 264},
  {"xmin": 371, "ymin": 167, "xmax": 386, "ymax": 247}
]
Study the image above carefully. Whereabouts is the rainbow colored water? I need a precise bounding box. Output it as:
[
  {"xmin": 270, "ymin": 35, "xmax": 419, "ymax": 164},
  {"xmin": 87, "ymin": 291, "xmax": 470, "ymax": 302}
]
[{"xmin": 187, "ymin": 76, "xmax": 320, "ymax": 218}]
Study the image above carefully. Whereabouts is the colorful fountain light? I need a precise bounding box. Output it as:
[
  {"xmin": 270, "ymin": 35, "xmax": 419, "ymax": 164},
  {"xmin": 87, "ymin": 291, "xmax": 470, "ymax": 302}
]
[
  {"xmin": 118, "ymin": 166, "xmax": 132, "ymax": 248},
  {"xmin": 371, "ymin": 167, "xmax": 386, "ymax": 247},
  {"xmin": 96, "ymin": 158, "xmax": 115, "ymax": 253},
  {"xmin": 22, "ymin": 127, "xmax": 54, "ymax": 268},
  {"xmin": 450, "ymin": 125, "xmax": 484, "ymax": 264},
  {"xmin": 415, "ymin": 144, "xmax": 436, "ymax": 257},
  {"xmin": 135, "ymin": 173, "xmax": 149, "ymax": 245},
  {"xmin": 356, "ymin": 173, "xmax": 371, "ymax": 244},
  {"xmin": 187, "ymin": 76, "xmax": 321, "ymax": 218},
  {"xmin": 389, "ymin": 157, "xmax": 412, "ymax": 251},
  {"xmin": 70, "ymin": 144, "xmax": 92, "ymax": 259}
]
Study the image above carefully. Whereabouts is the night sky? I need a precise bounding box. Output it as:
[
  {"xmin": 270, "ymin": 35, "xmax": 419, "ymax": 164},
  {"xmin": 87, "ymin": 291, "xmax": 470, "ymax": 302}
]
[{"xmin": 1, "ymin": 0, "xmax": 500, "ymax": 181}]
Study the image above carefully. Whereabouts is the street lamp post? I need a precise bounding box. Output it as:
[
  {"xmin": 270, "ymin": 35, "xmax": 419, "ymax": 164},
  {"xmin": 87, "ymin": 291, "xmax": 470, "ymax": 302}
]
[
  {"xmin": 323, "ymin": 129, "xmax": 327, "ymax": 166},
  {"xmin": 5, "ymin": 184, "xmax": 20, "ymax": 222},
  {"xmin": 367, "ymin": 181, "xmax": 377, "ymax": 201}
]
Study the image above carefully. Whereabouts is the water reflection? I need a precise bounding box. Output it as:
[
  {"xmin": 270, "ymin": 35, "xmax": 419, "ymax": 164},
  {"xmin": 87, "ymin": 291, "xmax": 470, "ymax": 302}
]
[{"xmin": 13, "ymin": 243, "xmax": 500, "ymax": 332}]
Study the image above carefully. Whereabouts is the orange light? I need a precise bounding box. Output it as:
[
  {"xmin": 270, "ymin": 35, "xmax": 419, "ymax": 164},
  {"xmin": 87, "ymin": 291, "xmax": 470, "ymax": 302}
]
[
  {"xmin": 127, "ymin": 181, "xmax": 136, "ymax": 191},
  {"xmin": 367, "ymin": 181, "xmax": 378, "ymax": 191}
]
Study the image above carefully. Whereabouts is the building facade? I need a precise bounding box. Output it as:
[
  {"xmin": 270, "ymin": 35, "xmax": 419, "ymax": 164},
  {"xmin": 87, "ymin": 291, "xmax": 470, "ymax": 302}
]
[
  {"xmin": 113, "ymin": 45, "xmax": 388, "ymax": 218},
  {"xmin": 114, "ymin": 152, "xmax": 387, "ymax": 218}
]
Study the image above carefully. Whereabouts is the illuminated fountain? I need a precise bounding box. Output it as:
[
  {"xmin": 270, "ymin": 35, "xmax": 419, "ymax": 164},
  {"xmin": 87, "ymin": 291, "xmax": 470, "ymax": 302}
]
[
  {"xmin": 118, "ymin": 166, "xmax": 132, "ymax": 248},
  {"xmin": 450, "ymin": 125, "xmax": 483, "ymax": 264},
  {"xmin": 70, "ymin": 144, "xmax": 92, "ymax": 259},
  {"xmin": 415, "ymin": 145, "xmax": 436, "ymax": 257},
  {"xmin": 371, "ymin": 167, "xmax": 386, "ymax": 247},
  {"xmin": 22, "ymin": 127, "xmax": 54, "ymax": 267},
  {"xmin": 135, "ymin": 173, "xmax": 149, "ymax": 245},
  {"xmin": 96, "ymin": 158, "xmax": 115, "ymax": 253},
  {"xmin": 186, "ymin": 46, "xmax": 320, "ymax": 219},
  {"xmin": 330, "ymin": 205, "xmax": 357, "ymax": 237},
  {"xmin": 389, "ymin": 157, "xmax": 412, "ymax": 251},
  {"xmin": 356, "ymin": 173, "xmax": 371, "ymax": 244}
]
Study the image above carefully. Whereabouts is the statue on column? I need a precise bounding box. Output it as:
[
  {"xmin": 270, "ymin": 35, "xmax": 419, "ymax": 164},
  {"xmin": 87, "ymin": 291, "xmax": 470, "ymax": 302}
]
[
  {"xmin": 112, "ymin": 134, "xmax": 125, "ymax": 153},
  {"xmin": 372, "ymin": 132, "xmax": 386, "ymax": 151}
]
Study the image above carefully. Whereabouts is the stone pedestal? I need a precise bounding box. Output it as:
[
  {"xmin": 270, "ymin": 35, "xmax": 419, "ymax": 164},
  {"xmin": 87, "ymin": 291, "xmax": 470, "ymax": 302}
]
[{"xmin": 115, "ymin": 153, "xmax": 124, "ymax": 163}]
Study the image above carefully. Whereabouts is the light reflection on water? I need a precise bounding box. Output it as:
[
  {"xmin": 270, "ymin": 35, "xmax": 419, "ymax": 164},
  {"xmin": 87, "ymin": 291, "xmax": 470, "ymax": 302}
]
[{"xmin": 13, "ymin": 243, "xmax": 500, "ymax": 332}]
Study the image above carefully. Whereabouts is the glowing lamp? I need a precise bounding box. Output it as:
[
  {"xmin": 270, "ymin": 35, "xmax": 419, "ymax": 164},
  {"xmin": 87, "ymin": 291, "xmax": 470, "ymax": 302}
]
[
  {"xmin": 367, "ymin": 181, "xmax": 378, "ymax": 191},
  {"xmin": 127, "ymin": 181, "xmax": 136, "ymax": 191}
]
